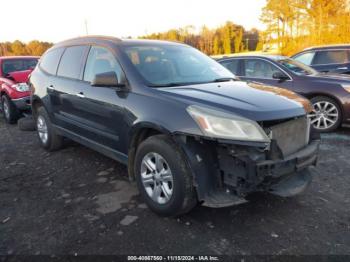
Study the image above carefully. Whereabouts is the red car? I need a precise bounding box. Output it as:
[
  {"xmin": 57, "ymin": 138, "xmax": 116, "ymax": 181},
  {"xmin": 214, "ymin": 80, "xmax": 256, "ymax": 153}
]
[{"xmin": 0, "ymin": 56, "xmax": 39, "ymax": 123}]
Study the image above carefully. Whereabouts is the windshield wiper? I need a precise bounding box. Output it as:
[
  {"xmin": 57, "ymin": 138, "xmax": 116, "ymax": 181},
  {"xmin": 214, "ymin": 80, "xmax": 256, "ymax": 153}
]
[
  {"xmin": 212, "ymin": 77, "xmax": 237, "ymax": 82},
  {"xmin": 148, "ymin": 82, "xmax": 202, "ymax": 87},
  {"xmin": 148, "ymin": 78, "xmax": 237, "ymax": 87}
]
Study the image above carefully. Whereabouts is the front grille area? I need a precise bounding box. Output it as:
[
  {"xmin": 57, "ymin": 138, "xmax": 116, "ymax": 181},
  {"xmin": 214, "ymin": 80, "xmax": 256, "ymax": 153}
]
[{"xmin": 266, "ymin": 116, "xmax": 310, "ymax": 157}]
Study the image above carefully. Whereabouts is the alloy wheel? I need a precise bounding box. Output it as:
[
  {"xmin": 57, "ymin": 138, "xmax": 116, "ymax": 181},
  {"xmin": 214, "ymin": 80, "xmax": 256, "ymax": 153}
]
[
  {"xmin": 140, "ymin": 152, "xmax": 174, "ymax": 205},
  {"xmin": 37, "ymin": 115, "xmax": 49, "ymax": 144},
  {"xmin": 308, "ymin": 101, "xmax": 339, "ymax": 130}
]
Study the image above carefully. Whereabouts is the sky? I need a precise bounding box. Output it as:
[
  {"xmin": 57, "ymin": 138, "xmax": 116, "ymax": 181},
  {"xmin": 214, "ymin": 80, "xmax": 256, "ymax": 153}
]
[{"xmin": 0, "ymin": 0, "xmax": 266, "ymax": 43}]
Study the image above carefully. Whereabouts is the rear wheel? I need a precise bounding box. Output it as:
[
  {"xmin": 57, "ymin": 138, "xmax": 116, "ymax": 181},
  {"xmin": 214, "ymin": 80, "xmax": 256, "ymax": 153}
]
[
  {"xmin": 1, "ymin": 95, "xmax": 20, "ymax": 124},
  {"xmin": 308, "ymin": 96, "xmax": 341, "ymax": 132},
  {"xmin": 134, "ymin": 135, "xmax": 197, "ymax": 216},
  {"xmin": 36, "ymin": 107, "xmax": 63, "ymax": 151}
]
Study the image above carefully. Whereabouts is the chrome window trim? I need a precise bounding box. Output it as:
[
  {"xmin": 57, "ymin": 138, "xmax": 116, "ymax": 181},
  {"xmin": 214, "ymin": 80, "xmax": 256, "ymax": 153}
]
[
  {"xmin": 242, "ymin": 57, "xmax": 293, "ymax": 81},
  {"xmin": 219, "ymin": 57, "xmax": 294, "ymax": 81}
]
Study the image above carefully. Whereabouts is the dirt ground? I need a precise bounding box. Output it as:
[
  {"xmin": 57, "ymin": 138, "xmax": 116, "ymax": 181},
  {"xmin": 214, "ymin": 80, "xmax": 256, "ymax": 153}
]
[{"xmin": 0, "ymin": 115, "xmax": 349, "ymax": 256}]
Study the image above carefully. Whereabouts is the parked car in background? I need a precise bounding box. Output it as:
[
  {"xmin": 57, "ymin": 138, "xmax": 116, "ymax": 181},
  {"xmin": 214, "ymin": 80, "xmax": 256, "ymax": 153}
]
[
  {"xmin": 218, "ymin": 55, "xmax": 350, "ymax": 132},
  {"xmin": 292, "ymin": 45, "xmax": 350, "ymax": 75},
  {"xmin": 0, "ymin": 56, "xmax": 39, "ymax": 123},
  {"xmin": 30, "ymin": 36, "xmax": 319, "ymax": 216}
]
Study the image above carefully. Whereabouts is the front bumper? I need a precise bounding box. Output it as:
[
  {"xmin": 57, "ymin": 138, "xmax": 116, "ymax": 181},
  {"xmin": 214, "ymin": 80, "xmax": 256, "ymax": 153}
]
[
  {"xmin": 12, "ymin": 96, "xmax": 31, "ymax": 111},
  {"xmin": 219, "ymin": 139, "xmax": 319, "ymax": 197},
  {"xmin": 178, "ymin": 135, "xmax": 320, "ymax": 208}
]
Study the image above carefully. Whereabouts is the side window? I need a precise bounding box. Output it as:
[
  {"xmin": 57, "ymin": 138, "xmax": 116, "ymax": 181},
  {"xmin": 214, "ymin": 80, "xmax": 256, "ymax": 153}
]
[
  {"xmin": 243, "ymin": 59, "xmax": 282, "ymax": 79},
  {"xmin": 83, "ymin": 46, "xmax": 123, "ymax": 83},
  {"xmin": 40, "ymin": 48, "xmax": 64, "ymax": 75},
  {"xmin": 220, "ymin": 59, "xmax": 240, "ymax": 75},
  {"xmin": 57, "ymin": 46, "xmax": 87, "ymax": 79},
  {"xmin": 293, "ymin": 52, "xmax": 315, "ymax": 65},
  {"xmin": 313, "ymin": 50, "xmax": 348, "ymax": 65}
]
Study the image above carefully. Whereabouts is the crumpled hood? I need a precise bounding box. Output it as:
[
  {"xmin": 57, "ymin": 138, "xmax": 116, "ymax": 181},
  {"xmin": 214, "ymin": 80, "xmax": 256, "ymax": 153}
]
[
  {"xmin": 159, "ymin": 81, "xmax": 310, "ymax": 121},
  {"xmin": 7, "ymin": 70, "xmax": 32, "ymax": 83}
]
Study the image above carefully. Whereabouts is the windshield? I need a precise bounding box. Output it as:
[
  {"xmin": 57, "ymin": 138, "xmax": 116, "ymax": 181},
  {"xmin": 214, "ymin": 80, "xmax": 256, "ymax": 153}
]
[
  {"xmin": 2, "ymin": 58, "xmax": 38, "ymax": 75},
  {"xmin": 121, "ymin": 44, "xmax": 235, "ymax": 86},
  {"xmin": 278, "ymin": 58, "xmax": 317, "ymax": 76}
]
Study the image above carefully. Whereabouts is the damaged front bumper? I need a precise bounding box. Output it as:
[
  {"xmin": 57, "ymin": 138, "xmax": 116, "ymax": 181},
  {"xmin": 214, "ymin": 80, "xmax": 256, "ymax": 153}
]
[{"xmin": 176, "ymin": 132, "xmax": 320, "ymax": 208}]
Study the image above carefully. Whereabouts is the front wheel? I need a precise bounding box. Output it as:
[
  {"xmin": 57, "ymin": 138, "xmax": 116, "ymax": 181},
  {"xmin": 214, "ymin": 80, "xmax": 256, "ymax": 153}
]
[
  {"xmin": 1, "ymin": 95, "xmax": 20, "ymax": 124},
  {"xmin": 134, "ymin": 135, "xmax": 197, "ymax": 217},
  {"xmin": 308, "ymin": 96, "xmax": 342, "ymax": 132}
]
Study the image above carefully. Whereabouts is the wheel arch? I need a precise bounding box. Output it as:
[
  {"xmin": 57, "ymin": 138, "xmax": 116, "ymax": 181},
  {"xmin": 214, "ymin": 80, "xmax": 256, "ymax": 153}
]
[
  {"xmin": 127, "ymin": 122, "xmax": 172, "ymax": 181},
  {"xmin": 31, "ymin": 96, "xmax": 45, "ymax": 118}
]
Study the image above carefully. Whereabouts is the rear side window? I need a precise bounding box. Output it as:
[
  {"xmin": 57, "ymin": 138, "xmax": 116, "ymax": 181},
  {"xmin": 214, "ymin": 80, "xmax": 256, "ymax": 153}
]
[
  {"xmin": 40, "ymin": 48, "xmax": 64, "ymax": 75},
  {"xmin": 83, "ymin": 46, "xmax": 123, "ymax": 83},
  {"xmin": 293, "ymin": 52, "xmax": 315, "ymax": 65},
  {"xmin": 220, "ymin": 59, "xmax": 240, "ymax": 75},
  {"xmin": 57, "ymin": 46, "xmax": 87, "ymax": 79},
  {"xmin": 313, "ymin": 50, "xmax": 349, "ymax": 65}
]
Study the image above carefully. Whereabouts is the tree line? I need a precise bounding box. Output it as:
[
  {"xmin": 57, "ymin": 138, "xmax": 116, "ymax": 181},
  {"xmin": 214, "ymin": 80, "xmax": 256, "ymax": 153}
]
[
  {"xmin": 261, "ymin": 0, "xmax": 350, "ymax": 55},
  {"xmin": 0, "ymin": 40, "xmax": 53, "ymax": 56},
  {"xmin": 140, "ymin": 22, "xmax": 261, "ymax": 55}
]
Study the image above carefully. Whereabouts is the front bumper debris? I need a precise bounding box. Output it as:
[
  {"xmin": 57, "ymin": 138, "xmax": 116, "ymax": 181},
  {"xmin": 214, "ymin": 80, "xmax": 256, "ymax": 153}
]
[{"xmin": 177, "ymin": 132, "xmax": 320, "ymax": 208}]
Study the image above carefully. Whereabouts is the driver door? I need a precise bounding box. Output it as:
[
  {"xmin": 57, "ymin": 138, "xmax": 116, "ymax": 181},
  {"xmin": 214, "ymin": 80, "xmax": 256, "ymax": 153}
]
[{"xmin": 78, "ymin": 46, "xmax": 127, "ymax": 153}]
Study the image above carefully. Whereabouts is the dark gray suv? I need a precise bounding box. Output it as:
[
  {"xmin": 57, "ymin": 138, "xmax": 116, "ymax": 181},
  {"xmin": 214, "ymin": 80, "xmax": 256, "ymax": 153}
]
[
  {"xmin": 292, "ymin": 45, "xmax": 350, "ymax": 75},
  {"xmin": 29, "ymin": 36, "xmax": 320, "ymax": 216}
]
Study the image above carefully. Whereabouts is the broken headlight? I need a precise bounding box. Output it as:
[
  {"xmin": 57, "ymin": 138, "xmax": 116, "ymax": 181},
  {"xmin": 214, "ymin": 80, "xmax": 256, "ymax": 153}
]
[{"xmin": 187, "ymin": 105, "xmax": 270, "ymax": 143}]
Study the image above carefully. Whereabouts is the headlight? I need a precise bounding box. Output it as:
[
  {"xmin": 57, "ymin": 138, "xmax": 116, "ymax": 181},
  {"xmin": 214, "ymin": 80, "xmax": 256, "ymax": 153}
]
[
  {"xmin": 341, "ymin": 84, "xmax": 350, "ymax": 93},
  {"xmin": 11, "ymin": 83, "xmax": 30, "ymax": 92},
  {"xmin": 187, "ymin": 105, "xmax": 270, "ymax": 143}
]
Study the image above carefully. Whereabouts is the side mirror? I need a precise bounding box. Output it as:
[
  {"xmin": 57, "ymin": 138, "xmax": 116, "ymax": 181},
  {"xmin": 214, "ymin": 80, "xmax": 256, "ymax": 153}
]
[
  {"xmin": 272, "ymin": 71, "xmax": 289, "ymax": 81},
  {"xmin": 91, "ymin": 71, "xmax": 125, "ymax": 89}
]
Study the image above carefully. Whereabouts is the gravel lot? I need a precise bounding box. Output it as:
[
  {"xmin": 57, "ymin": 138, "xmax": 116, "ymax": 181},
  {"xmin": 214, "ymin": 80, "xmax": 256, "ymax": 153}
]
[{"xmin": 0, "ymin": 115, "xmax": 349, "ymax": 256}]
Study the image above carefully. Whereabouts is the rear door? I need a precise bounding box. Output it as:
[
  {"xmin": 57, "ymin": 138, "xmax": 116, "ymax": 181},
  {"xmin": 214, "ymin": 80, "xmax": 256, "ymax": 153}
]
[
  {"xmin": 239, "ymin": 58, "xmax": 294, "ymax": 90},
  {"xmin": 51, "ymin": 45, "xmax": 90, "ymax": 135},
  {"xmin": 311, "ymin": 50, "xmax": 350, "ymax": 74}
]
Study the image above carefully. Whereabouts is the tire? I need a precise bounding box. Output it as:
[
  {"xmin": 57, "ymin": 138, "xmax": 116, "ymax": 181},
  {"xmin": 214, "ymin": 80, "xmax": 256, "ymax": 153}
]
[
  {"xmin": 309, "ymin": 96, "xmax": 342, "ymax": 133},
  {"xmin": 1, "ymin": 95, "xmax": 20, "ymax": 124},
  {"xmin": 134, "ymin": 134, "xmax": 197, "ymax": 217},
  {"xmin": 35, "ymin": 106, "xmax": 63, "ymax": 151},
  {"xmin": 18, "ymin": 116, "xmax": 36, "ymax": 131}
]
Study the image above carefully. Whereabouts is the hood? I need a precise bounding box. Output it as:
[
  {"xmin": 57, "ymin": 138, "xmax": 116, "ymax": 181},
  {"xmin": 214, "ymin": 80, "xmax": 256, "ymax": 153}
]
[
  {"xmin": 7, "ymin": 70, "xmax": 32, "ymax": 83},
  {"xmin": 159, "ymin": 81, "xmax": 309, "ymax": 122}
]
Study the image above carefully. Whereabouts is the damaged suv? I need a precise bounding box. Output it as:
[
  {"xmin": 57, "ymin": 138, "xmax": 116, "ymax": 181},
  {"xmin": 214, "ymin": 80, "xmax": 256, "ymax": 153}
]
[{"xmin": 29, "ymin": 36, "xmax": 320, "ymax": 216}]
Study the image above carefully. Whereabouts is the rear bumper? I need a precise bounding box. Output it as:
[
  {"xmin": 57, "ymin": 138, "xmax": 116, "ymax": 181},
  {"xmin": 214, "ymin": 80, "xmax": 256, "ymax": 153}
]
[{"xmin": 12, "ymin": 96, "xmax": 31, "ymax": 111}]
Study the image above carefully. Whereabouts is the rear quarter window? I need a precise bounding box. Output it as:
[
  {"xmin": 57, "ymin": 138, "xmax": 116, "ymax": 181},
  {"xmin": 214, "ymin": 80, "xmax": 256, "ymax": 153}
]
[
  {"xmin": 40, "ymin": 48, "xmax": 64, "ymax": 75},
  {"xmin": 313, "ymin": 50, "xmax": 349, "ymax": 65},
  {"xmin": 57, "ymin": 46, "xmax": 88, "ymax": 79}
]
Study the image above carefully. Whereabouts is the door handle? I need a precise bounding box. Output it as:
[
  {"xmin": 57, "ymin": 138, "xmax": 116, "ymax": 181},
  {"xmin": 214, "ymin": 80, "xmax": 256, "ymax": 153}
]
[
  {"xmin": 47, "ymin": 85, "xmax": 54, "ymax": 90},
  {"xmin": 337, "ymin": 67, "xmax": 348, "ymax": 70},
  {"xmin": 76, "ymin": 92, "xmax": 85, "ymax": 98}
]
